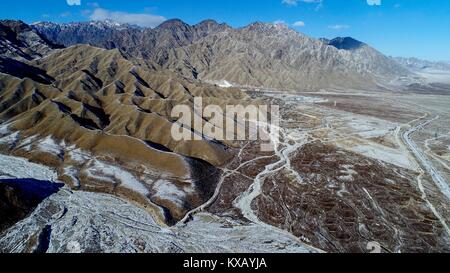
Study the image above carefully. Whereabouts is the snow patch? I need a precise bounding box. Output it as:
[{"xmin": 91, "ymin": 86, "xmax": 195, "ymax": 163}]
[
  {"xmin": 37, "ymin": 136, "xmax": 63, "ymax": 156},
  {"xmin": 19, "ymin": 135, "xmax": 38, "ymax": 151},
  {"xmin": 217, "ymin": 80, "xmax": 233, "ymax": 88},
  {"xmin": 0, "ymin": 189, "xmax": 318, "ymax": 253},
  {"xmin": 153, "ymin": 180, "xmax": 191, "ymax": 209},
  {"xmin": 0, "ymin": 131, "xmax": 19, "ymax": 146},
  {"xmin": 0, "ymin": 154, "xmax": 57, "ymax": 181},
  {"xmin": 68, "ymin": 149, "xmax": 91, "ymax": 164},
  {"xmin": 21, "ymin": 135, "xmax": 37, "ymax": 146},
  {"xmin": 87, "ymin": 160, "xmax": 149, "ymax": 195},
  {"xmin": 0, "ymin": 123, "xmax": 10, "ymax": 135},
  {"xmin": 63, "ymin": 166, "xmax": 80, "ymax": 187},
  {"xmin": 207, "ymin": 79, "xmax": 234, "ymax": 88}
]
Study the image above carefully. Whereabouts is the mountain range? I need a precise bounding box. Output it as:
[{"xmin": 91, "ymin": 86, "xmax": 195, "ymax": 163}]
[
  {"xmin": 0, "ymin": 20, "xmax": 61, "ymax": 61},
  {"xmin": 0, "ymin": 19, "xmax": 252, "ymax": 224},
  {"xmin": 32, "ymin": 19, "xmax": 411, "ymax": 91},
  {"xmin": 394, "ymin": 57, "xmax": 450, "ymax": 71}
]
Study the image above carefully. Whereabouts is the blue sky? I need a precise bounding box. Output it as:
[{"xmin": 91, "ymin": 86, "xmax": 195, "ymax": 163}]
[{"xmin": 1, "ymin": 0, "xmax": 449, "ymax": 61}]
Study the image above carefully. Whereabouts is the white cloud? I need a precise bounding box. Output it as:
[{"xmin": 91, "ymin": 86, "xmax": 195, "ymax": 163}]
[
  {"xmin": 293, "ymin": 21, "xmax": 306, "ymax": 27},
  {"xmin": 282, "ymin": 0, "xmax": 322, "ymax": 7},
  {"xmin": 284, "ymin": 0, "xmax": 381, "ymax": 7},
  {"xmin": 282, "ymin": 0, "xmax": 298, "ymax": 6},
  {"xmin": 66, "ymin": 0, "xmax": 81, "ymax": 6},
  {"xmin": 328, "ymin": 24, "xmax": 350, "ymax": 30},
  {"xmin": 274, "ymin": 20, "xmax": 306, "ymax": 27},
  {"xmin": 89, "ymin": 8, "xmax": 166, "ymax": 28},
  {"xmin": 274, "ymin": 20, "xmax": 287, "ymax": 25},
  {"xmin": 367, "ymin": 0, "xmax": 382, "ymax": 6}
]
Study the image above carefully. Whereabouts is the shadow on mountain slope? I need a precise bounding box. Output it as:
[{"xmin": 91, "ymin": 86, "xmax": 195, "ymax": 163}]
[
  {"xmin": 0, "ymin": 57, "xmax": 55, "ymax": 84},
  {"xmin": 0, "ymin": 179, "xmax": 64, "ymax": 234}
]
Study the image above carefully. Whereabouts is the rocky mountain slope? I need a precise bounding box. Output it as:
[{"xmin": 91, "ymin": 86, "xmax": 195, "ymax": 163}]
[
  {"xmin": 33, "ymin": 19, "xmax": 411, "ymax": 91},
  {"xmin": 0, "ymin": 178, "xmax": 63, "ymax": 235},
  {"xmin": 0, "ymin": 20, "xmax": 61, "ymax": 61},
  {"xmin": 32, "ymin": 19, "xmax": 230, "ymax": 73},
  {"xmin": 0, "ymin": 154, "xmax": 317, "ymax": 253},
  {"xmin": 322, "ymin": 37, "xmax": 411, "ymax": 81},
  {"xmin": 0, "ymin": 20, "xmax": 252, "ymax": 225}
]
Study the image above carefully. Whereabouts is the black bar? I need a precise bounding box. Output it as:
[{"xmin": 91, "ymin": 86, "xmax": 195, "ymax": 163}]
[{"xmin": 0, "ymin": 253, "xmax": 446, "ymax": 272}]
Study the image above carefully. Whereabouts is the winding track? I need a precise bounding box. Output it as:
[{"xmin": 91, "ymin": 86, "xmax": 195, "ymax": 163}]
[
  {"xmin": 177, "ymin": 110, "xmax": 324, "ymax": 252},
  {"xmin": 402, "ymin": 116, "xmax": 450, "ymax": 200},
  {"xmin": 181, "ymin": 92, "xmax": 450, "ymax": 248},
  {"xmin": 234, "ymin": 123, "xmax": 307, "ymax": 224},
  {"xmin": 400, "ymin": 116, "xmax": 450, "ymax": 235}
]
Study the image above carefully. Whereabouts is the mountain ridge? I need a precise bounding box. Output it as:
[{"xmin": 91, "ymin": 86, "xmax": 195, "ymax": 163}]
[
  {"xmin": 0, "ymin": 19, "xmax": 62, "ymax": 61},
  {"xmin": 0, "ymin": 20, "xmax": 253, "ymax": 223},
  {"xmin": 394, "ymin": 56, "xmax": 450, "ymax": 71},
  {"xmin": 32, "ymin": 19, "xmax": 411, "ymax": 91}
]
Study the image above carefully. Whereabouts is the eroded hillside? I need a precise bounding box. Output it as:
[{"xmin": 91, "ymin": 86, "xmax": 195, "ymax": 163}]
[{"xmin": 0, "ymin": 36, "xmax": 252, "ymax": 224}]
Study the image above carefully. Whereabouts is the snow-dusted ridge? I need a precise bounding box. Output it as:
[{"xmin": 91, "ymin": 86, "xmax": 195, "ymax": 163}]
[
  {"xmin": 0, "ymin": 154, "xmax": 57, "ymax": 181},
  {"xmin": 32, "ymin": 20, "xmax": 142, "ymax": 31},
  {"xmin": 0, "ymin": 155, "xmax": 318, "ymax": 253}
]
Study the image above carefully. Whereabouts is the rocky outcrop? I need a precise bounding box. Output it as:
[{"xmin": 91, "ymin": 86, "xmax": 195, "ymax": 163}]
[
  {"xmin": 0, "ymin": 20, "xmax": 61, "ymax": 61},
  {"xmin": 0, "ymin": 179, "xmax": 63, "ymax": 235},
  {"xmin": 323, "ymin": 36, "xmax": 411, "ymax": 81},
  {"xmin": 0, "ymin": 185, "xmax": 317, "ymax": 253}
]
